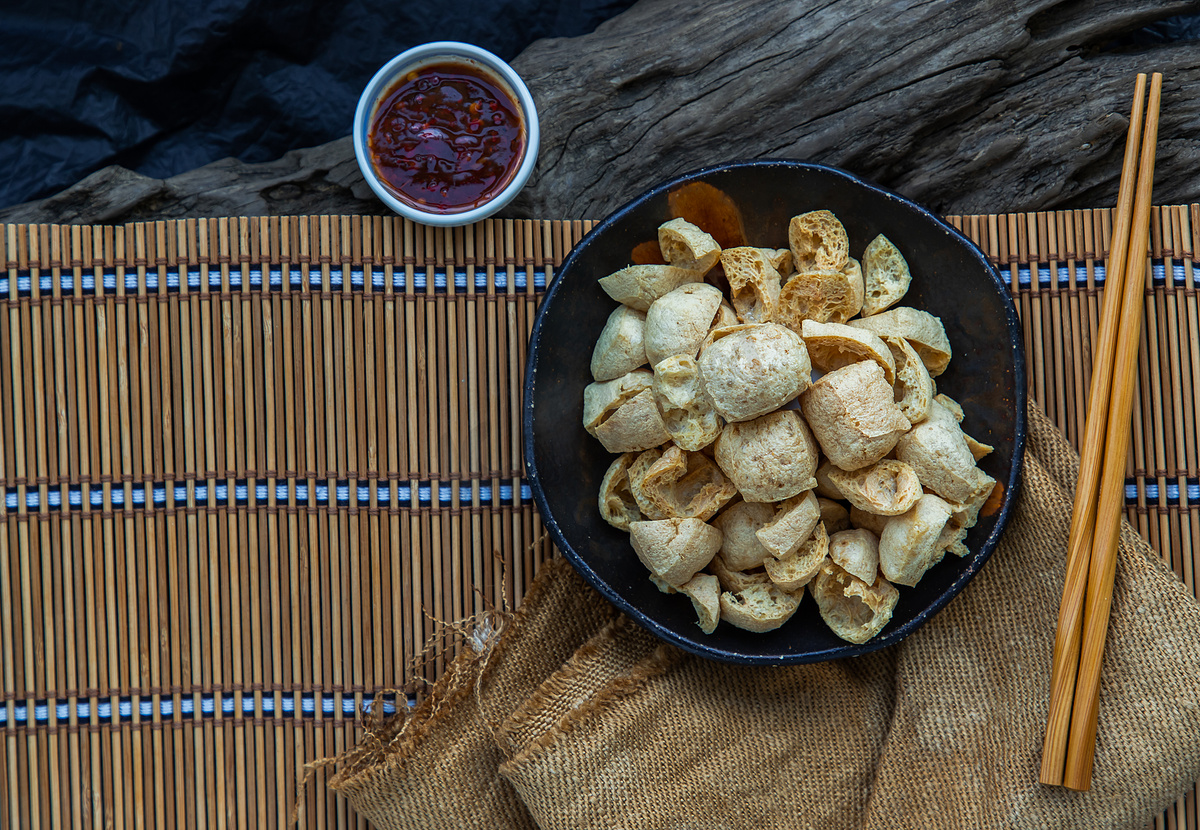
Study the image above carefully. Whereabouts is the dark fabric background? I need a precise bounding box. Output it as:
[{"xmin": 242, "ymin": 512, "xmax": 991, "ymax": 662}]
[
  {"xmin": 0, "ymin": 0, "xmax": 637, "ymax": 208},
  {"xmin": 0, "ymin": 3, "xmax": 1195, "ymax": 210}
]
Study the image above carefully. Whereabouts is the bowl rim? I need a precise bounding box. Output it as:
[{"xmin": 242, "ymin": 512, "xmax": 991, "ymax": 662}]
[
  {"xmin": 523, "ymin": 158, "xmax": 1027, "ymax": 664},
  {"xmin": 352, "ymin": 40, "xmax": 541, "ymax": 228}
]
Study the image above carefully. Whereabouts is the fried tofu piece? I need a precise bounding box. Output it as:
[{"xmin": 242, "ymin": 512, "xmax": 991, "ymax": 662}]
[
  {"xmin": 800, "ymin": 361, "xmax": 910, "ymax": 471},
  {"xmin": 698, "ymin": 323, "xmax": 811, "ymax": 423},
  {"xmin": 721, "ymin": 246, "xmax": 782, "ymax": 323},
  {"xmin": 887, "ymin": 335, "xmax": 933, "ymax": 424},
  {"xmin": 895, "ymin": 400, "xmax": 996, "ymax": 505},
  {"xmin": 679, "ymin": 572, "xmax": 722, "ymax": 634},
  {"xmin": 861, "ymin": 234, "xmax": 911, "ymax": 316},
  {"xmin": 937, "ymin": 521, "xmax": 971, "ymax": 558},
  {"xmin": 814, "ymin": 460, "xmax": 845, "ymax": 500},
  {"xmin": 963, "ymin": 432, "xmax": 994, "ymax": 462},
  {"xmin": 756, "ymin": 490, "xmax": 821, "ymax": 559},
  {"xmin": 711, "ymin": 300, "xmax": 739, "ymax": 331},
  {"xmin": 763, "ymin": 247, "xmax": 794, "ymax": 279},
  {"xmin": 828, "ymin": 459, "xmax": 923, "ymax": 517},
  {"xmin": 817, "ymin": 497, "xmax": 851, "ymax": 534},
  {"xmin": 828, "ymin": 528, "xmax": 880, "ymax": 584},
  {"xmin": 848, "ymin": 306, "xmax": 952, "ymax": 377},
  {"xmin": 644, "ymin": 282, "xmax": 726, "ymax": 365},
  {"xmin": 715, "ymin": 410, "xmax": 820, "ymax": 503},
  {"xmin": 848, "ymin": 505, "xmax": 890, "ymax": 537},
  {"xmin": 583, "ymin": 370, "xmax": 672, "ymax": 453},
  {"xmin": 637, "ymin": 444, "xmax": 737, "ymax": 522},
  {"xmin": 933, "ymin": 392, "xmax": 964, "ymax": 422},
  {"xmin": 788, "ymin": 209, "xmax": 849, "ymax": 273},
  {"xmin": 776, "ymin": 259, "xmax": 864, "ymax": 326},
  {"xmin": 708, "ymin": 551, "xmax": 772, "ymax": 593},
  {"xmin": 878, "ymin": 493, "xmax": 954, "ymax": 587},
  {"xmin": 713, "ymin": 501, "xmax": 775, "ymax": 571},
  {"xmin": 811, "ymin": 560, "xmax": 899, "ymax": 644},
  {"xmin": 657, "ymin": 217, "xmax": 722, "ymax": 273},
  {"xmin": 626, "ymin": 448, "xmax": 668, "ymax": 521},
  {"xmin": 801, "ymin": 319, "xmax": 896, "ymax": 383},
  {"xmin": 763, "ymin": 521, "xmax": 828, "ymax": 592},
  {"xmin": 599, "ymin": 263, "xmax": 702, "ymax": 311},
  {"xmin": 590, "ymin": 304, "xmax": 648, "ymax": 381},
  {"xmin": 598, "ymin": 453, "xmax": 643, "ymax": 531},
  {"xmin": 651, "ymin": 355, "xmax": 723, "ymax": 451},
  {"xmin": 629, "ymin": 517, "xmax": 722, "ymax": 587},
  {"xmin": 719, "ymin": 583, "xmax": 803, "ymax": 633}
]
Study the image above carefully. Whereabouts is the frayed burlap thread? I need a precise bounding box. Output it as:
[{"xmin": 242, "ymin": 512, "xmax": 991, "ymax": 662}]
[
  {"xmin": 326, "ymin": 559, "xmax": 619, "ymax": 830},
  {"xmin": 330, "ymin": 401, "xmax": 1200, "ymax": 829}
]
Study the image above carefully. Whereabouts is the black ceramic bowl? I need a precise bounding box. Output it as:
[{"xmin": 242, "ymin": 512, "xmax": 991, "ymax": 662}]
[{"xmin": 523, "ymin": 160, "xmax": 1026, "ymax": 664}]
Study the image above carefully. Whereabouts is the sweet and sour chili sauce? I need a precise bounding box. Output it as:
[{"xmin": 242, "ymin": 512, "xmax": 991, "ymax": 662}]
[{"xmin": 366, "ymin": 61, "xmax": 526, "ymax": 214}]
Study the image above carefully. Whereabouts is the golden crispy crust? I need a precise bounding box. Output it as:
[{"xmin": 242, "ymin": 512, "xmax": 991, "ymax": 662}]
[
  {"xmin": 776, "ymin": 258, "xmax": 864, "ymax": 327},
  {"xmin": 720, "ymin": 247, "xmax": 782, "ymax": 323},
  {"xmin": 861, "ymin": 234, "xmax": 911, "ymax": 316},
  {"xmin": 788, "ymin": 210, "xmax": 849, "ymax": 273},
  {"xmin": 657, "ymin": 217, "xmax": 721, "ymax": 273}
]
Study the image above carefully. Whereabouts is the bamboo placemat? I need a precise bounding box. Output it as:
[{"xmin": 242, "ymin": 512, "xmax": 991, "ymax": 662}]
[{"xmin": 1, "ymin": 209, "xmax": 1197, "ymax": 829}]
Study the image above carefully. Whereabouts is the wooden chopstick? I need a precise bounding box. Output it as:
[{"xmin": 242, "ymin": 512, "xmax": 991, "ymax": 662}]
[
  {"xmin": 1062, "ymin": 71, "xmax": 1162, "ymax": 791},
  {"xmin": 1039, "ymin": 72, "xmax": 1147, "ymax": 787},
  {"xmin": 1039, "ymin": 72, "xmax": 1163, "ymax": 791}
]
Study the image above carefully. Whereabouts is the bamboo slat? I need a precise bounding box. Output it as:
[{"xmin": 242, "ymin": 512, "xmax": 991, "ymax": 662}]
[{"xmin": 0, "ymin": 209, "xmax": 1197, "ymax": 827}]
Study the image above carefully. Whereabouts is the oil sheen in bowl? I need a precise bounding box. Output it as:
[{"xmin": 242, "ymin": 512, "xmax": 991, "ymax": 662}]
[{"xmin": 366, "ymin": 60, "xmax": 527, "ymax": 215}]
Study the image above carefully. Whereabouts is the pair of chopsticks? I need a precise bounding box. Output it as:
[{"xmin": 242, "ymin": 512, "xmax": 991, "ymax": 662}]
[{"xmin": 1039, "ymin": 72, "xmax": 1163, "ymax": 792}]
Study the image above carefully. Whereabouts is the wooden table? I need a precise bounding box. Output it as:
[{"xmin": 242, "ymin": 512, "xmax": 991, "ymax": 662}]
[{"xmin": 2, "ymin": 0, "xmax": 1199, "ymax": 225}]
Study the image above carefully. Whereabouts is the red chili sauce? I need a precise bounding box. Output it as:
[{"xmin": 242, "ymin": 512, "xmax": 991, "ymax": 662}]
[{"xmin": 367, "ymin": 61, "xmax": 526, "ymax": 214}]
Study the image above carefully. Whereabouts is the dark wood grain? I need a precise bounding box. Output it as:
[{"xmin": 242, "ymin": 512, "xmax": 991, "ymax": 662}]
[{"xmin": 3, "ymin": 0, "xmax": 1199, "ymax": 225}]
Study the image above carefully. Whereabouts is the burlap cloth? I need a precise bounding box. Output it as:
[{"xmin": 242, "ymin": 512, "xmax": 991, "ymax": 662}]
[{"xmin": 323, "ymin": 402, "xmax": 1200, "ymax": 829}]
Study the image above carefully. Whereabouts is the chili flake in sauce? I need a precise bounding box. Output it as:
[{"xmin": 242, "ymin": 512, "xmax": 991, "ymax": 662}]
[{"xmin": 367, "ymin": 61, "xmax": 526, "ymax": 214}]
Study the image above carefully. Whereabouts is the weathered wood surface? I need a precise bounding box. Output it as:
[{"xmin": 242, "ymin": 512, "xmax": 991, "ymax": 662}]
[{"xmin": 3, "ymin": 0, "xmax": 1200, "ymax": 225}]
